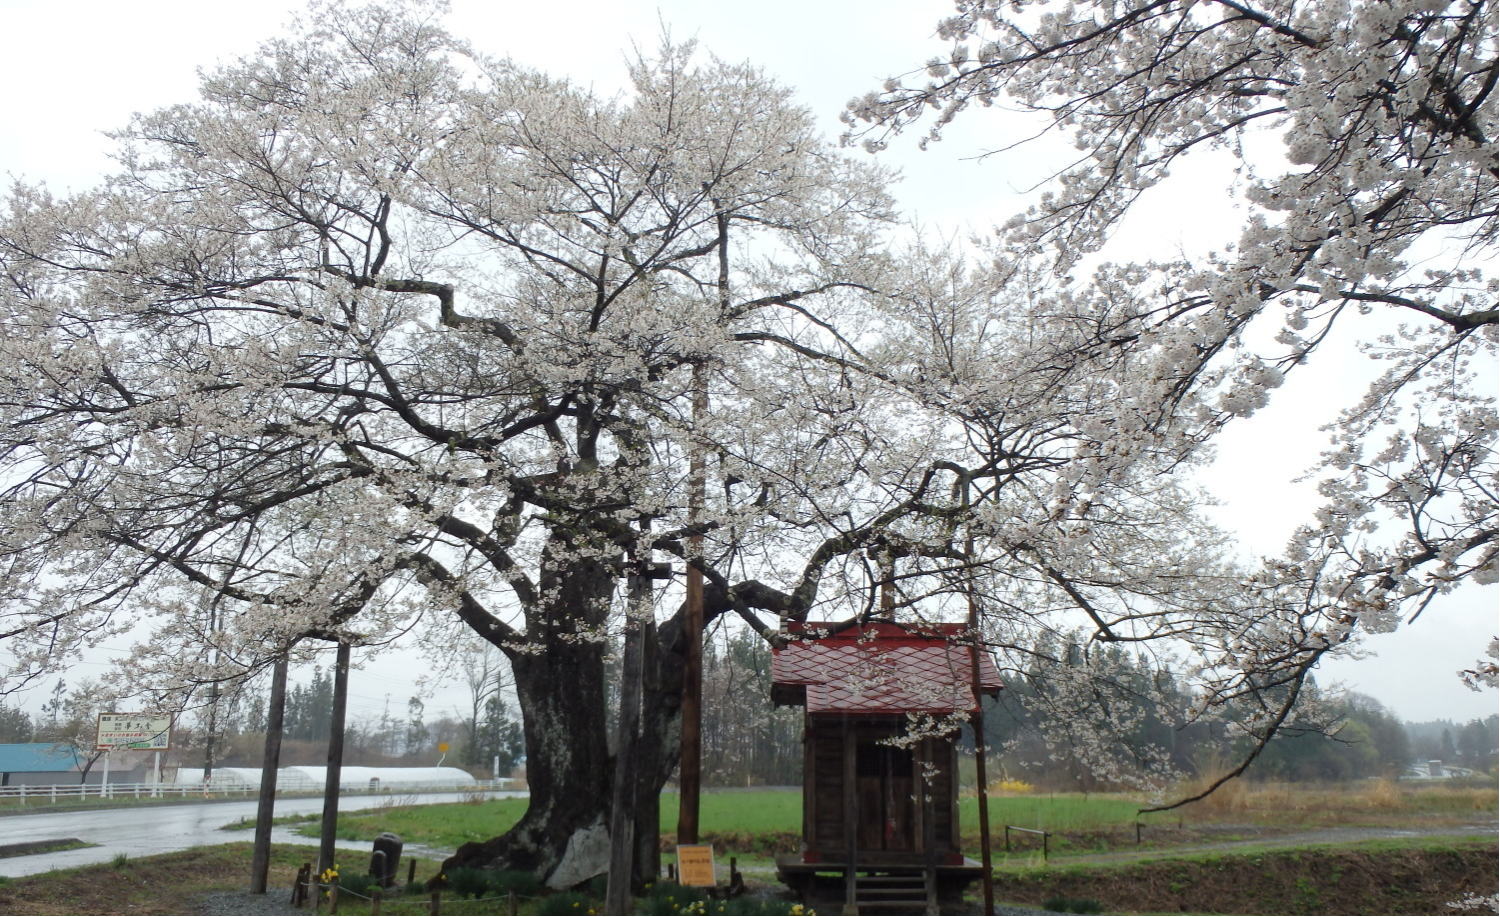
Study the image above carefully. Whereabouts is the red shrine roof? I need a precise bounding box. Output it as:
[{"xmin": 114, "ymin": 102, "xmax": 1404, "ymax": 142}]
[{"xmin": 770, "ymin": 621, "xmax": 1003, "ymax": 716}]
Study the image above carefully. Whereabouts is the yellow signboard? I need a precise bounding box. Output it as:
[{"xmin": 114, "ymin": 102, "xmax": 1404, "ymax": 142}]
[
  {"xmin": 437, "ymin": 742, "xmax": 450, "ymax": 753},
  {"xmin": 675, "ymin": 844, "xmax": 716, "ymax": 887}
]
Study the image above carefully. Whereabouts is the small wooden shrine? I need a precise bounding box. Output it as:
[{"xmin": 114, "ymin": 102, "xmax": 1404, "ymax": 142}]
[{"xmin": 771, "ymin": 620, "xmax": 1002, "ymax": 913}]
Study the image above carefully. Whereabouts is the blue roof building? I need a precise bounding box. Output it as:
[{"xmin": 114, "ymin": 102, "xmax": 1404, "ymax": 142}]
[{"xmin": 0, "ymin": 743, "xmax": 85, "ymax": 786}]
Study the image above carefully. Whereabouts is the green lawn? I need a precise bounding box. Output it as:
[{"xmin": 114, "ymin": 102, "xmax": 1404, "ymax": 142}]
[
  {"xmin": 305, "ymin": 789, "xmax": 1178, "ymax": 852},
  {"xmin": 300, "ymin": 781, "xmax": 1497, "ymax": 860}
]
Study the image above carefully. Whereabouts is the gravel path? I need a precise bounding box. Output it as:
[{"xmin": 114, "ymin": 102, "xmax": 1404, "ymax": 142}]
[{"xmin": 197, "ymin": 890, "xmax": 305, "ymax": 916}]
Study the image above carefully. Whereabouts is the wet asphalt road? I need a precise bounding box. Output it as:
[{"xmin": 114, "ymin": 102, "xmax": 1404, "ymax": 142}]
[{"xmin": 0, "ymin": 791, "xmax": 525, "ymax": 877}]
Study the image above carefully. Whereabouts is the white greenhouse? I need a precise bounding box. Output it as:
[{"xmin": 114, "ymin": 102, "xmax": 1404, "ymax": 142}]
[
  {"xmin": 169, "ymin": 765, "xmax": 480, "ymax": 791},
  {"xmin": 279, "ymin": 766, "xmax": 478, "ymax": 791}
]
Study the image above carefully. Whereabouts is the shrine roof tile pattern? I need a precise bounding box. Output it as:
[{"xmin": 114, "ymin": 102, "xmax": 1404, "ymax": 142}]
[{"xmin": 770, "ymin": 621, "xmax": 1003, "ymax": 716}]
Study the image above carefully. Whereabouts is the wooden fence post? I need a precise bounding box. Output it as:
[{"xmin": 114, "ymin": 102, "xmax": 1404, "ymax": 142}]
[
  {"xmin": 291, "ymin": 863, "xmax": 311, "ymax": 907},
  {"xmin": 429, "ymin": 889, "xmax": 442, "ymax": 915},
  {"xmin": 371, "ymin": 889, "xmax": 382, "ymax": 915}
]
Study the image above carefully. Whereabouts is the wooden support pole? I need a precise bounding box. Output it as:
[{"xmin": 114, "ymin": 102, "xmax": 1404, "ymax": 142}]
[
  {"xmin": 250, "ymin": 654, "xmax": 289, "ymax": 894},
  {"xmin": 681, "ymin": 207, "xmax": 729, "ymax": 847},
  {"xmin": 922, "ymin": 740, "xmax": 938, "ymax": 917},
  {"xmin": 678, "ymin": 363, "xmax": 708, "ymax": 846},
  {"xmin": 606, "ymin": 539, "xmax": 650, "ymax": 914},
  {"xmin": 318, "ymin": 640, "xmax": 352, "ymax": 875},
  {"xmin": 634, "ymin": 616, "xmax": 663, "ymax": 888},
  {"xmin": 967, "ymin": 533, "xmax": 996, "ymax": 916},
  {"xmin": 843, "ymin": 718, "xmax": 857, "ymax": 915}
]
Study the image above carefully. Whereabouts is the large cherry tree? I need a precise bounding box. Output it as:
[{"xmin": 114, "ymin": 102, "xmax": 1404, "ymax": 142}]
[{"xmin": 0, "ymin": 0, "xmax": 1401, "ymax": 884}]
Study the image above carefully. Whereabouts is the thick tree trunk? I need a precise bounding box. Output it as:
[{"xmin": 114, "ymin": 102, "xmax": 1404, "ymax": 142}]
[
  {"xmin": 442, "ymin": 562, "xmax": 716, "ymax": 891},
  {"xmin": 446, "ymin": 635, "xmax": 613, "ymax": 885},
  {"xmin": 444, "ymin": 552, "xmax": 616, "ymax": 887}
]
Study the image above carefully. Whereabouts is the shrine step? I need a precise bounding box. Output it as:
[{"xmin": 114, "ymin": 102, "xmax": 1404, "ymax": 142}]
[{"xmin": 854, "ymin": 872, "xmax": 930, "ymax": 913}]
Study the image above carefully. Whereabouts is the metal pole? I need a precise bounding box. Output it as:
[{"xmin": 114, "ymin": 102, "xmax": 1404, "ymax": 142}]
[
  {"xmin": 318, "ymin": 641, "xmax": 352, "ymax": 876},
  {"xmin": 250, "ymin": 654, "xmax": 289, "ymax": 894}
]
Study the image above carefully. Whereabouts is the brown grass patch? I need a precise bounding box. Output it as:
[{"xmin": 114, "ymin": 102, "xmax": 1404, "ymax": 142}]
[
  {"xmin": 995, "ymin": 839, "xmax": 1499, "ymax": 915},
  {"xmin": 1175, "ymin": 779, "xmax": 1496, "ymax": 826},
  {"xmin": 0, "ymin": 843, "xmax": 308, "ymax": 915}
]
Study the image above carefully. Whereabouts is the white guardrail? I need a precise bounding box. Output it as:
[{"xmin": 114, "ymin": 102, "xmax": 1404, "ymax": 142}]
[{"xmin": 0, "ymin": 779, "xmax": 518, "ymax": 803}]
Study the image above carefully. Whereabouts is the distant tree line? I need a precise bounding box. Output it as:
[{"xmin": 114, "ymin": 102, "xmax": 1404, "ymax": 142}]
[
  {"xmin": 976, "ymin": 641, "xmax": 1493, "ymax": 789},
  {"xmin": 700, "ymin": 628, "xmax": 801, "ymax": 786},
  {"xmin": 3, "ymin": 641, "xmax": 1490, "ymax": 789},
  {"xmin": 1405, "ymin": 717, "xmax": 1500, "ymax": 773}
]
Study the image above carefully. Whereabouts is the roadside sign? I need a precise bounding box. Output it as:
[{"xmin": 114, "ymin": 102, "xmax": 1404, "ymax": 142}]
[
  {"xmin": 437, "ymin": 742, "xmax": 449, "ymax": 753},
  {"xmin": 96, "ymin": 713, "xmax": 172, "ymax": 750},
  {"xmin": 676, "ymin": 844, "xmax": 716, "ymax": 887}
]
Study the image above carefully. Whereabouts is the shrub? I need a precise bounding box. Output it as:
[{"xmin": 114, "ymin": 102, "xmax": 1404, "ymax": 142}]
[
  {"xmin": 446, "ymin": 867, "xmax": 491, "ymax": 900},
  {"xmin": 490, "ymin": 869, "xmax": 544, "ymax": 897}
]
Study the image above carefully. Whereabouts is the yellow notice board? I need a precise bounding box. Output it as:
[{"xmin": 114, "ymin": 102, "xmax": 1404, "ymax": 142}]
[{"xmin": 676, "ymin": 844, "xmax": 716, "ymax": 887}]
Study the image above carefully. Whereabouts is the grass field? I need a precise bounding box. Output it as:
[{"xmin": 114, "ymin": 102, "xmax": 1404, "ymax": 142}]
[
  {"xmin": 287, "ymin": 779, "xmax": 1497, "ymax": 864},
  {"xmin": 291, "ymin": 789, "xmax": 1161, "ymax": 851}
]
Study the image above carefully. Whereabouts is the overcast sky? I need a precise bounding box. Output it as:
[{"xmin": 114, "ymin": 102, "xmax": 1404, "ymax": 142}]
[{"xmin": 0, "ymin": 0, "xmax": 1493, "ymax": 730}]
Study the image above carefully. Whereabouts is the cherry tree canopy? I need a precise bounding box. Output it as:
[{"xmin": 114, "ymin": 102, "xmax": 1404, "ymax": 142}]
[
  {"xmin": 847, "ymin": 0, "xmax": 1498, "ymax": 716},
  {"xmin": 1, "ymin": 0, "xmax": 1483, "ymax": 881}
]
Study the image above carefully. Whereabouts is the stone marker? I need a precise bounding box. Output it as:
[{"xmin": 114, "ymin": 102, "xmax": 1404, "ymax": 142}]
[{"xmin": 370, "ymin": 832, "xmax": 403, "ymax": 887}]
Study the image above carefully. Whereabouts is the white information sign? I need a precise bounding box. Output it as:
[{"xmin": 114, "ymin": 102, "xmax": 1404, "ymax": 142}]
[{"xmin": 96, "ymin": 713, "xmax": 173, "ymax": 750}]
